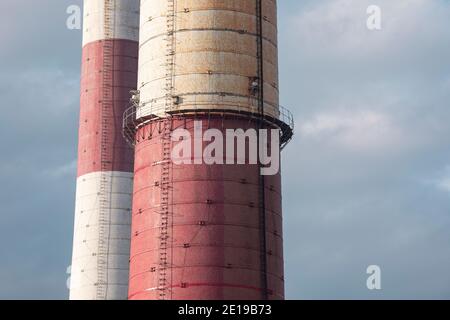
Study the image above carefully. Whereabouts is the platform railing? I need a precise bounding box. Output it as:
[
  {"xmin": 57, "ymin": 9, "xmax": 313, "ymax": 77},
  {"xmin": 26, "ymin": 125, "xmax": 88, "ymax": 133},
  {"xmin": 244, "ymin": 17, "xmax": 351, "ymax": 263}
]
[{"xmin": 123, "ymin": 100, "xmax": 294, "ymax": 150}]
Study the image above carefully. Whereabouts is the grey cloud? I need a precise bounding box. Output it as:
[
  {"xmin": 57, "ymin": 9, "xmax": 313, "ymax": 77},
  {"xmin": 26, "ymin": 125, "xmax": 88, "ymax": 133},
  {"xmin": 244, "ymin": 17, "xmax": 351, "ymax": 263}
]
[
  {"xmin": 0, "ymin": 0, "xmax": 82, "ymax": 299},
  {"xmin": 280, "ymin": 0, "xmax": 450, "ymax": 299}
]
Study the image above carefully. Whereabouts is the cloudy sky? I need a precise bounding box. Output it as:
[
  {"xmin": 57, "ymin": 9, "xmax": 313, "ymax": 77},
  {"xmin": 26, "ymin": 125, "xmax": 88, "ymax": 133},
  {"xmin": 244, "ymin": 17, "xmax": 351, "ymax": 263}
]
[{"xmin": 0, "ymin": 0, "xmax": 449, "ymax": 299}]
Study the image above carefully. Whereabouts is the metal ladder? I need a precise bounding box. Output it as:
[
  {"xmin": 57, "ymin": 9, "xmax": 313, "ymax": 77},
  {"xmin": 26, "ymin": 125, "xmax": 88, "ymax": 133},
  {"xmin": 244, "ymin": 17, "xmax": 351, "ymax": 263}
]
[
  {"xmin": 157, "ymin": 0, "xmax": 177, "ymax": 300},
  {"xmin": 96, "ymin": 0, "xmax": 115, "ymax": 300},
  {"xmin": 164, "ymin": 0, "xmax": 176, "ymax": 112},
  {"xmin": 157, "ymin": 120, "xmax": 172, "ymax": 299},
  {"xmin": 255, "ymin": 0, "xmax": 269, "ymax": 300}
]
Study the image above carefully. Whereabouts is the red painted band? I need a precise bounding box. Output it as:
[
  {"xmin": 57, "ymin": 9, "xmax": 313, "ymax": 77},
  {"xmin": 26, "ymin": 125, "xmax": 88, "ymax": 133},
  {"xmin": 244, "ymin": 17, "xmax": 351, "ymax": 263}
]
[
  {"xmin": 128, "ymin": 117, "xmax": 284, "ymax": 300},
  {"xmin": 77, "ymin": 39, "xmax": 138, "ymax": 177},
  {"xmin": 128, "ymin": 282, "xmax": 283, "ymax": 300}
]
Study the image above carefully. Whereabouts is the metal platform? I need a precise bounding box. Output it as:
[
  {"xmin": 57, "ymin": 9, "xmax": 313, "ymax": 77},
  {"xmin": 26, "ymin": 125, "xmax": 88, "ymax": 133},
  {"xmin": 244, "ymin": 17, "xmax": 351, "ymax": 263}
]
[{"xmin": 122, "ymin": 103, "xmax": 295, "ymax": 150}]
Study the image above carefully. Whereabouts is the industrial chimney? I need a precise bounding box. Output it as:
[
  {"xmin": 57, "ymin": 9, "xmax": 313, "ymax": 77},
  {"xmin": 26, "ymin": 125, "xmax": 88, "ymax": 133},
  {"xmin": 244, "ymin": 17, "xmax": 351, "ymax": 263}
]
[
  {"xmin": 69, "ymin": 0, "xmax": 139, "ymax": 300},
  {"xmin": 124, "ymin": 0, "xmax": 293, "ymax": 300}
]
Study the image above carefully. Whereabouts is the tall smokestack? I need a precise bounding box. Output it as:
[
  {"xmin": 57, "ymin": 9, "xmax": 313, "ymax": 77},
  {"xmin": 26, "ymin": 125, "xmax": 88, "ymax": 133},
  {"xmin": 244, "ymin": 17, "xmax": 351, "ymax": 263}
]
[
  {"xmin": 69, "ymin": 0, "xmax": 139, "ymax": 300},
  {"xmin": 125, "ymin": 0, "xmax": 293, "ymax": 300}
]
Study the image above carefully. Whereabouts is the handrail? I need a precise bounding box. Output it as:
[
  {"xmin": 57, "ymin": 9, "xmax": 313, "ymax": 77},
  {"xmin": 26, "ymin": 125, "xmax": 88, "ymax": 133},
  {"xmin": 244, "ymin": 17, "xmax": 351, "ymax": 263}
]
[{"xmin": 122, "ymin": 103, "xmax": 294, "ymax": 150}]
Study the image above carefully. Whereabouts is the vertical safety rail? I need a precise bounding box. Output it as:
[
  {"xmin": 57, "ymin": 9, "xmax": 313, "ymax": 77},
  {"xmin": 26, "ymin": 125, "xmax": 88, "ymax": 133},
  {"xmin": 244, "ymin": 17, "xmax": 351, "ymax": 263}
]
[
  {"xmin": 157, "ymin": 0, "xmax": 177, "ymax": 300},
  {"xmin": 165, "ymin": 0, "xmax": 176, "ymax": 114},
  {"xmin": 256, "ymin": 0, "xmax": 269, "ymax": 300},
  {"xmin": 97, "ymin": 0, "xmax": 115, "ymax": 300}
]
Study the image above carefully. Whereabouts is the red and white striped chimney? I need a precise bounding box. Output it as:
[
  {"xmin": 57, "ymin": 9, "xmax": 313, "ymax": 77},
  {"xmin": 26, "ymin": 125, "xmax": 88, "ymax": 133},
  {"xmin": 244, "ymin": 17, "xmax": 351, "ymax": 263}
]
[{"xmin": 69, "ymin": 0, "xmax": 139, "ymax": 300}]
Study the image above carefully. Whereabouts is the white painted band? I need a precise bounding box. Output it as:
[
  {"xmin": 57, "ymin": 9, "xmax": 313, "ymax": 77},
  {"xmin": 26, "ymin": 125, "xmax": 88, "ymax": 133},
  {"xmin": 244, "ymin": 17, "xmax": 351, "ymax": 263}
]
[
  {"xmin": 69, "ymin": 171, "xmax": 133, "ymax": 300},
  {"xmin": 82, "ymin": 0, "xmax": 140, "ymax": 46}
]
